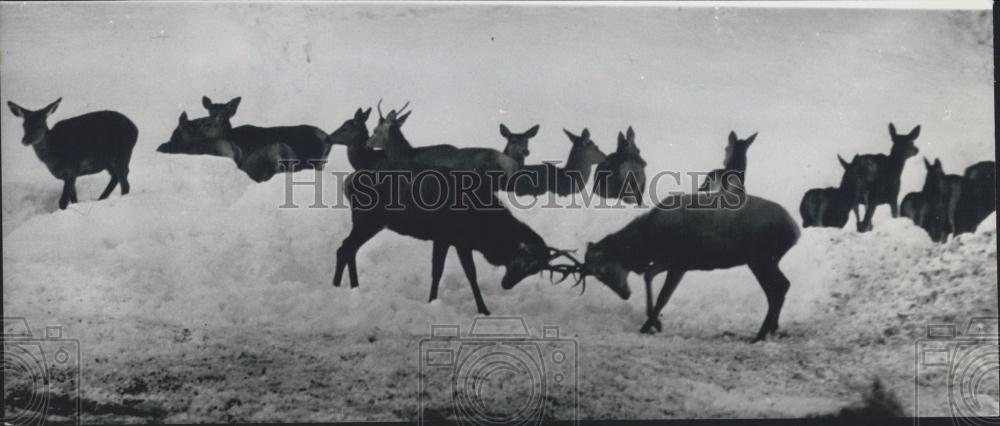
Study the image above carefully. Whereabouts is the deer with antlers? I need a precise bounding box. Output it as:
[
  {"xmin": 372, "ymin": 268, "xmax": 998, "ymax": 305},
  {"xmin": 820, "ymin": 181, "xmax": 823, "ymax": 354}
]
[{"xmin": 553, "ymin": 193, "xmax": 800, "ymax": 341}]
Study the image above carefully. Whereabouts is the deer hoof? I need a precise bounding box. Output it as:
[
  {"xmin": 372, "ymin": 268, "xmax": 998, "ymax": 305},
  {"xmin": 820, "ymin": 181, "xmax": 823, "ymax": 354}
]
[
  {"xmin": 639, "ymin": 319, "xmax": 659, "ymax": 334},
  {"xmin": 479, "ymin": 308, "xmax": 491, "ymax": 316}
]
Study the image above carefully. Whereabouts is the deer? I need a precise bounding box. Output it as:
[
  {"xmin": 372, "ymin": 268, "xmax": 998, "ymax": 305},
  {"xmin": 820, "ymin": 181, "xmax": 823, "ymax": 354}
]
[
  {"xmin": 326, "ymin": 107, "xmax": 387, "ymax": 171},
  {"xmin": 499, "ymin": 123, "xmax": 540, "ymax": 167},
  {"xmin": 331, "ymin": 160, "xmax": 582, "ymax": 315},
  {"xmin": 365, "ymin": 100, "xmax": 519, "ymax": 186},
  {"xmin": 7, "ymin": 98, "xmax": 137, "ymax": 210},
  {"xmin": 698, "ymin": 131, "xmax": 757, "ymax": 195},
  {"xmin": 593, "ymin": 126, "xmax": 647, "ymax": 205},
  {"xmin": 558, "ymin": 192, "xmax": 799, "ymax": 342},
  {"xmin": 917, "ymin": 158, "xmax": 968, "ymax": 243},
  {"xmin": 799, "ymin": 154, "xmax": 862, "ymax": 228},
  {"xmin": 849, "ymin": 123, "xmax": 921, "ymax": 232},
  {"xmin": 505, "ymin": 128, "xmax": 608, "ymax": 198},
  {"xmin": 156, "ymin": 99, "xmax": 333, "ymax": 182}
]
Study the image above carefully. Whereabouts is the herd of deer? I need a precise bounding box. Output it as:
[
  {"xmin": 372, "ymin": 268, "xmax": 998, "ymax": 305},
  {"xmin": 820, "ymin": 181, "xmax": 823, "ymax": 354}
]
[
  {"xmin": 6, "ymin": 97, "xmax": 994, "ymax": 341},
  {"xmin": 799, "ymin": 123, "xmax": 996, "ymax": 243}
]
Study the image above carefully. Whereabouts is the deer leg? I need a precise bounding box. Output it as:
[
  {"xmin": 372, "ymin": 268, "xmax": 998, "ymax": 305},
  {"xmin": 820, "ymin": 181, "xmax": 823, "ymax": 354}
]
[
  {"xmin": 859, "ymin": 202, "xmax": 877, "ymax": 232},
  {"xmin": 889, "ymin": 199, "xmax": 899, "ymax": 218},
  {"xmin": 643, "ymin": 264, "xmax": 668, "ymax": 331},
  {"xmin": 456, "ymin": 248, "xmax": 490, "ymax": 316},
  {"xmin": 429, "ymin": 241, "xmax": 449, "ymax": 302},
  {"xmin": 333, "ymin": 218, "xmax": 383, "ymax": 288},
  {"xmin": 99, "ymin": 171, "xmax": 120, "ymax": 200},
  {"xmin": 641, "ymin": 270, "xmax": 686, "ymax": 334},
  {"xmin": 749, "ymin": 261, "xmax": 791, "ymax": 343},
  {"xmin": 58, "ymin": 175, "xmax": 77, "ymax": 209}
]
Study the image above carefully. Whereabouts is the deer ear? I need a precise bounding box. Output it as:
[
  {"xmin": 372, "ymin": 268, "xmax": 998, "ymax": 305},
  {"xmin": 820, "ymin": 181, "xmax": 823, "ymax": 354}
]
[
  {"xmin": 581, "ymin": 128, "xmax": 590, "ymax": 140},
  {"xmin": 728, "ymin": 131, "xmax": 737, "ymax": 145},
  {"xmin": 7, "ymin": 101, "xmax": 26, "ymax": 118},
  {"xmin": 524, "ymin": 124, "xmax": 540, "ymax": 138},
  {"xmin": 838, "ymin": 154, "xmax": 851, "ymax": 169},
  {"xmin": 362, "ymin": 107, "xmax": 372, "ymax": 120},
  {"xmin": 744, "ymin": 132, "xmax": 758, "ymax": 145},
  {"xmin": 923, "ymin": 157, "xmax": 932, "ymax": 170},
  {"xmin": 617, "ymin": 131, "xmax": 627, "ymax": 145},
  {"xmin": 909, "ymin": 125, "xmax": 921, "ymax": 138},
  {"xmin": 933, "ymin": 158, "xmax": 942, "ymax": 169},
  {"xmin": 179, "ymin": 111, "xmax": 189, "ymax": 124},
  {"xmin": 223, "ymin": 97, "xmax": 241, "ymax": 117},
  {"xmin": 43, "ymin": 98, "xmax": 61, "ymax": 116},
  {"xmin": 626, "ymin": 126, "xmax": 635, "ymax": 142},
  {"xmin": 202, "ymin": 96, "xmax": 213, "ymax": 109},
  {"xmin": 397, "ymin": 111, "xmax": 412, "ymax": 125},
  {"xmin": 889, "ymin": 122, "xmax": 897, "ymax": 137},
  {"xmin": 563, "ymin": 128, "xmax": 576, "ymax": 141},
  {"xmin": 500, "ymin": 123, "xmax": 512, "ymax": 138}
]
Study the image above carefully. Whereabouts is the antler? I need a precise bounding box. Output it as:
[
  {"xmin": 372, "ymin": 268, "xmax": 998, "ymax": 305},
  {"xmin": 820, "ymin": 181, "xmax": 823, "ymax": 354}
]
[
  {"xmin": 377, "ymin": 98, "xmax": 384, "ymax": 119},
  {"xmin": 545, "ymin": 247, "xmax": 589, "ymax": 295},
  {"xmin": 398, "ymin": 100, "xmax": 411, "ymax": 115}
]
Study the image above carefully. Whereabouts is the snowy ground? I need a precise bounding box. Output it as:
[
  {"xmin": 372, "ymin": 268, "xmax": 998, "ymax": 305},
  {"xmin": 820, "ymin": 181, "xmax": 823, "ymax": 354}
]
[{"xmin": 2, "ymin": 158, "xmax": 996, "ymax": 422}]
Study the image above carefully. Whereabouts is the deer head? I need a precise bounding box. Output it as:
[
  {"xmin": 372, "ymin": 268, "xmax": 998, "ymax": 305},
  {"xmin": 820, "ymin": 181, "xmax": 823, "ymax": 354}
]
[
  {"xmin": 157, "ymin": 112, "xmax": 241, "ymax": 160},
  {"xmin": 616, "ymin": 126, "xmax": 642, "ymax": 157},
  {"xmin": 563, "ymin": 128, "xmax": 608, "ymax": 165},
  {"xmin": 921, "ymin": 157, "xmax": 947, "ymax": 195},
  {"xmin": 202, "ymin": 96, "xmax": 241, "ymax": 126},
  {"xmin": 7, "ymin": 98, "xmax": 61, "ymax": 146},
  {"xmin": 328, "ymin": 107, "xmax": 372, "ymax": 146},
  {"xmin": 366, "ymin": 100, "xmax": 411, "ymax": 149},
  {"xmin": 888, "ymin": 123, "xmax": 920, "ymax": 159},
  {"xmin": 723, "ymin": 131, "xmax": 757, "ymax": 168},
  {"xmin": 499, "ymin": 235, "xmax": 587, "ymax": 292},
  {"xmin": 582, "ymin": 241, "xmax": 630, "ymax": 299},
  {"xmin": 500, "ymin": 123, "xmax": 540, "ymax": 164}
]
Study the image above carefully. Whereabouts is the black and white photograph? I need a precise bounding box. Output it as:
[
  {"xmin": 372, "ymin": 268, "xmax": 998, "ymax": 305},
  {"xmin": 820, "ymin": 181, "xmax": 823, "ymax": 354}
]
[{"xmin": 1, "ymin": 1, "xmax": 997, "ymax": 423}]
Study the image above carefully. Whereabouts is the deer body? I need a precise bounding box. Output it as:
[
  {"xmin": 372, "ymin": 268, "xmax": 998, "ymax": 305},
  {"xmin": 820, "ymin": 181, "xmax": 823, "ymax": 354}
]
[
  {"xmin": 800, "ymin": 155, "xmax": 861, "ymax": 228},
  {"xmin": 900, "ymin": 191, "xmax": 927, "ymax": 228},
  {"xmin": 850, "ymin": 123, "xmax": 920, "ymax": 232},
  {"xmin": 593, "ymin": 126, "xmax": 647, "ymax": 205},
  {"xmin": 8, "ymin": 99, "xmax": 137, "ymax": 210},
  {"xmin": 157, "ymin": 111, "xmax": 331, "ymax": 183},
  {"xmin": 584, "ymin": 193, "xmax": 800, "ymax": 341},
  {"xmin": 958, "ymin": 161, "xmax": 996, "ymax": 232},
  {"xmin": 333, "ymin": 163, "xmax": 564, "ymax": 315}
]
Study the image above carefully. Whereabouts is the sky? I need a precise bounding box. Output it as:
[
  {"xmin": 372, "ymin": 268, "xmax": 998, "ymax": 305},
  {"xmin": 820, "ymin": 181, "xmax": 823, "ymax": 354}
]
[{"xmin": 0, "ymin": 2, "xmax": 993, "ymax": 216}]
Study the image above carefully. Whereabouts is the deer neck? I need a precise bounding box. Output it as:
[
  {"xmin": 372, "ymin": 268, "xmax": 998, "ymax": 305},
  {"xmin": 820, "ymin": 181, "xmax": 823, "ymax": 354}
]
[
  {"xmin": 29, "ymin": 128, "xmax": 57, "ymax": 164},
  {"xmin": 383, "ymin": 127, "xmax": 414, "ymax": 159},
  {"xmin": 603, "ymin": 218, "xmax": 654, "ymax": 272},
  {"xmin": 887, "ymin": 147, "xmax": 910, "ymax": 170},
  {"xmin": 563, "ymin": 148, "xmax": 594, "ymax": 181},
  {"xmin": 724, "ymin": 154, "xmax": 747, "ymax": 172}
]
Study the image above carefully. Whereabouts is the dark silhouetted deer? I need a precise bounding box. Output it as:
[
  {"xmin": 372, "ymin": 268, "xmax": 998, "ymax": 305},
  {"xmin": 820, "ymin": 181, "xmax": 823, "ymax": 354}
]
[
  {"xmin": 849, "ymin": 123, "xmax": 920, "ymax": 232},
  {"xmin": 499, "ymin": 123, "xmax": 540, "ymax": 167},
  {"xmin": 505, "ymin": 128, "xmax": 608, "ymax": 197},
  {"xmin": 326, "ymin": 107, "xmax": 387, "ymax": 171},
  {"xmin": 799, "ymin": 155, "xmax": 862, "ymax": 228},
  {"xmin": 157, "ymin": 104, "xmax": 332, "ymax": 182},
  {"xmin": 569, "ymin": 193, "xmax": 799, "ymax": 341},
  {"xmin": 593, "ymin": 126, "xmax": 647, "ymax": 205},
  {"xmin": 698, "ymin": 131, "xmax": 757, "ymax": 194},
  {"xmin": 366, "ymin": 101, "xmax": 519, "ymax": 182},
  {"xmin": 7, "ymin": 98, "xmax": 137, "ymax": 210},
  {"xmin": 331, "ymin": 163, "xmax": 581, "ymax": 315},
  {"xmin": 918, "ymin": 158, "xmax": 965, "ymax": 242}
]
